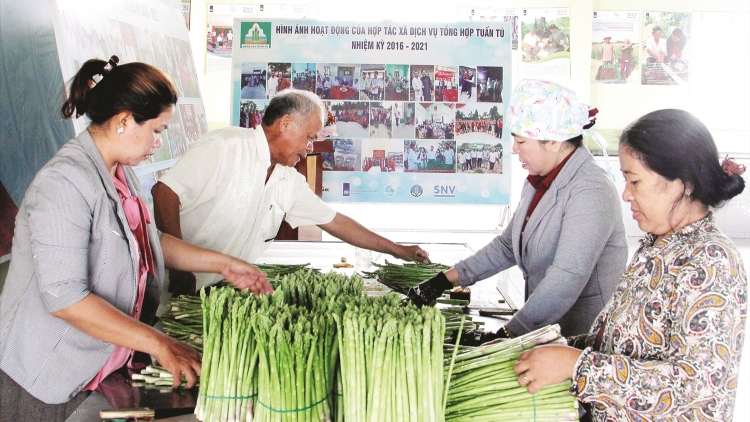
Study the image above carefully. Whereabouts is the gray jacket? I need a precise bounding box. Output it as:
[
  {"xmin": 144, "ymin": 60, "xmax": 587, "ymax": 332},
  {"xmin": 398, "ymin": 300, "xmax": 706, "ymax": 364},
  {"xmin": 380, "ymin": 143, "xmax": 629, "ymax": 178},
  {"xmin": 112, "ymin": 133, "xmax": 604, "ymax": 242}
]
[
  {"xmin": 455, "ymin": 147, "xmax": 627, "ymax": 337},
  {"xmin": 0, "ymin": 130, "xmax": 164, "ymax": 404}
]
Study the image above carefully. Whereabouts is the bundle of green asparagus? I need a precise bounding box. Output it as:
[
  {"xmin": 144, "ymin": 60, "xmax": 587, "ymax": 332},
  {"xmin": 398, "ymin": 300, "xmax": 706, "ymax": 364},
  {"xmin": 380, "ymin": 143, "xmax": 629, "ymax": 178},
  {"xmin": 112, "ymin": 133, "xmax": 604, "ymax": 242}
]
[
  {"xmin": 163, "ymin": 264, "xmax": 321, "ymax": 353},
  {"xmin": 358, "ymin": 260, "xmax": 451, "ymax": 294},
  {"xmin": 195, "ymin": 287, "xmax": 258, "ymax": 422},
  {"xmin": 335, "ymin": 293, "xmax": 446, "ymax": 422},
  {"xmin": 161, "ymin": 295, "xmax": 204, "ymax": 352},
  {"xmin": 251, "ymin": 297, "xmax": 340, "ymax": 421},
  {"xmin": 196, "ymin": 270, "xmax": 363, "ymax": 422},
  {"xmin": 443, "ymin": 325, "xmax": 579, "ymax": 421},
  {"xmin": 131, "ymin": 364, "xmax": 196, "ymax": 389}
]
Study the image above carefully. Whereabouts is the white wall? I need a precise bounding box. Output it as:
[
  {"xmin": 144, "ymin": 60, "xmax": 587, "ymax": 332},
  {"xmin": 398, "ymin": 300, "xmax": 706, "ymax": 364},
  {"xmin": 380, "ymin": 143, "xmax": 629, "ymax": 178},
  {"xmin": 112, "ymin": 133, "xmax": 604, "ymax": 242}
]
[{"xmin": 184, "ymin": 0, "xmax": 750, "ymax": 242}]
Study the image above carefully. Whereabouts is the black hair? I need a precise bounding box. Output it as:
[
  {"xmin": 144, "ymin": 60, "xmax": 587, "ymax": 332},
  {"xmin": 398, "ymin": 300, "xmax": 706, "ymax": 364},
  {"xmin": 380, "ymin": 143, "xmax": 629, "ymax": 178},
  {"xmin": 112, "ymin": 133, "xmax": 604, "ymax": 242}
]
[
  {"xmin": 261, "ymin": 89, "xmax": 324, "ymax": 127},
  {"xmin": 619, "ymin": 109, "xmax": 745, "ymax": 208},
  {"xmin": 670, "ymin": 27, "xmax": 686, "ymax": 39},
  {"xmin": 61, "ymin": 58, "xmax": 177, "ymax": 124}
]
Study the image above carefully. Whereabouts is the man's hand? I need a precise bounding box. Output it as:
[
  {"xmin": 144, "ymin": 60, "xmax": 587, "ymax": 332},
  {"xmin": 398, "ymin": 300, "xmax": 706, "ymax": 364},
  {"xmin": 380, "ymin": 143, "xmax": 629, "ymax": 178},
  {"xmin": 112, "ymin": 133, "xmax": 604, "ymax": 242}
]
[
  {"xmin": 168, "ymin": 269, "xmax": 197, "ymax": 297},
  {"xmin": 513, "ymin": 345, "xmax": 582, "ymax": 394},
  {"xmin": 406, "ymin": 271, "xmax": 452, "ymax": 306},
  {"xmin": 394, "ymin": 245, "xmax": 431, "ymax": 264},
  {"xmin": 220, "ymin": 259, "xmax": 273, "ymax": 295}
]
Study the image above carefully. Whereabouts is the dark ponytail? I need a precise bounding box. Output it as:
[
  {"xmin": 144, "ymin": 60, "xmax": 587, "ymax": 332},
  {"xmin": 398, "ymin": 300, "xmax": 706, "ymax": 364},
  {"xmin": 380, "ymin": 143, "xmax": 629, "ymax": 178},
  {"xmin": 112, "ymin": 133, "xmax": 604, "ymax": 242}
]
[
  {"xmin": 61, "ymin": 57, "xmax": 177, "ymax": 125},
  {"xmin": 619, "ymin": 109, "xmax": 745, "ymax": 208}
]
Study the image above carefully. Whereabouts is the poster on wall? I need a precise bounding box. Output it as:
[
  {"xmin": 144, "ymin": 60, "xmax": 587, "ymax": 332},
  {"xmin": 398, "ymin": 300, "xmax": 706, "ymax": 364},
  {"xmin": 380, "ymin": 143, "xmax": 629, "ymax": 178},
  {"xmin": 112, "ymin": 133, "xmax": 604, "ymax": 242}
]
[
  {"xmin": 206, "ymin": 4, "xmax": 256, "ymax": 74},
  {"xmin": 464, "ymin": 7, "xmax": 519, "ymax": 50},
  {"xmin": 519, "ymin": 8, "xmax": 570, "ymax": 80},
  {"xmin": 503, "ymin": 9, "xmax": 520, "ymax": 50},
  {"xmin": 258, "ymin": 4, "xmax": 308, "ymax": 19},
  {"xmin": 591, "ymin": 11, "xmax": 640, "ymax": 84},
  {"xmin": 231, "ymin": 19, "xmax": 512, "ymax": 205},
  {"xmin": 642, "ymin": 11, "xmax": 691, "ymax": 86},
  {"xmin": 51, "ymin": 0, "xmax": 208, "ymax": 206},
  {"xmin": 181, "ymin": 0, "xmax": 191, "ymax": 29}
]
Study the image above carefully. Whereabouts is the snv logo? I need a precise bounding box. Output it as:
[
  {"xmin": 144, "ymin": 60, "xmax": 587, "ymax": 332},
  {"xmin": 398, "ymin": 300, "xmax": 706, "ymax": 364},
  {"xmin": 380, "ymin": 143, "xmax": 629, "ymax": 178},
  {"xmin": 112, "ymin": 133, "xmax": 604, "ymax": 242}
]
[{"xmin": 433, "ymin": 185, "xmax": 456, "ymax": 198}]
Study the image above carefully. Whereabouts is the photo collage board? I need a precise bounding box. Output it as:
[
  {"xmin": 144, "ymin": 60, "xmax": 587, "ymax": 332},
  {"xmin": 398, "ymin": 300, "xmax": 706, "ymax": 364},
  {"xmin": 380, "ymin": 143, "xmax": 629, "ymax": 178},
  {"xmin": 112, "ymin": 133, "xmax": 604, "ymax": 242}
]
[
  {"xmin": 231, "ymin": 20, "xmax": 512, "ymax": 205},
  {"xmin": 51, "ymin": 0, "xmax": 208, "ymax": 208}
]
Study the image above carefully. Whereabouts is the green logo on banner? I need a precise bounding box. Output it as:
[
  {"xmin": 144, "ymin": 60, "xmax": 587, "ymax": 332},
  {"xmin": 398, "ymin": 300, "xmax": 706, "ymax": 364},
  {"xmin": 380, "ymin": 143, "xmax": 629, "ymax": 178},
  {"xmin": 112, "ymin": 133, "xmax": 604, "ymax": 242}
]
[{"xmin": 240, "ymin": 22, "xmax": 272, "ymax": 48}]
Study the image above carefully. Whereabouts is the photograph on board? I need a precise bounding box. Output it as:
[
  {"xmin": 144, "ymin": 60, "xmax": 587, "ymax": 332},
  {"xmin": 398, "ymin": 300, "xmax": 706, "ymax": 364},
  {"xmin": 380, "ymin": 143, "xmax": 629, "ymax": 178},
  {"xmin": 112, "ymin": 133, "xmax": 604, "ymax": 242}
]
[
  {"xmin": 455, "ymin": 103, "xmax": 503, "ymax": 141},
  {"xmin": 361, "ymin": 139, "xmax": 405, "ymax": 173},
  {"xmin": 503, "ymin": 11, "xmax": 520, "ymax": 50},
  {"xmin": 266, "ymin": 62, "xmax": 291, "ymax": 98},
  {"xmin": 238, "ymin": 99, "xmax": 269, "ymax": 129},
  {"xmin": 384, "ymin": 64, "xmax": 410, "ymax": 101},
  {"xmin": 360, "ymin": 64, "xmax": 386, "ymax": 101},
  {"xmin": 322, "ymin": 139, "xmax": 362, "ymax": 171},
  {"xmin": 520, "ymin": 9, "xmax": 570, "ymax": 62},
  {"xmin": 179, "ymin": 103, "xmax": 204, "ymax": 149},
  {"xmin": 476, "ymin": 66, "xmax": 504, "ymax": 103},
  {"xmin": 458, "ymin": 66, "xmax": 477, "ymax": 102},
  {"xmin": 318, "ymin": 63, "xmax": 361, "ymax": 100},
  {"xmin": 369, "ymin": 102, "xmax": 393, "ymax": 138},
  {"xmin": 240, "ymin": 62, "xmax": 267, "ymax": 99},
  {"xmin": 291, "ymin": 62, "xmax": 316, "ymax": 92},
  {"xmin": 456, "ymin": 142, "xmax": 504, "ymax": 174},
  {"xmin": 434, "ymin": 65, "xmax": 459, "ymax": 102},
  {"xmin": 206, "ymin": 4, "xmax": 255, "ymax": 74},
  {"xmin": 642, "ymin": 12, "xmax": 691, "ymax": 86},
  {"xmin": 404, "ymin": 140, "xmax": 457, "ymax": 173},
  {"xmin": 591, "ymin": 11, "xmax": 640, "ymax": 84},
  {"xmin": 416, "ymin": 103, "xmax": 455, "ymax": 140},
  {"xmin": 409, "ymin": 65, "xmax": 432, "ymax": 102},
  {"xmin": 328, "ymin": 100, "xmax": 370, "ymax": 138},
  {"xmin": 392, "ymin": 102, "xmax": 416, "ymax": 138}
]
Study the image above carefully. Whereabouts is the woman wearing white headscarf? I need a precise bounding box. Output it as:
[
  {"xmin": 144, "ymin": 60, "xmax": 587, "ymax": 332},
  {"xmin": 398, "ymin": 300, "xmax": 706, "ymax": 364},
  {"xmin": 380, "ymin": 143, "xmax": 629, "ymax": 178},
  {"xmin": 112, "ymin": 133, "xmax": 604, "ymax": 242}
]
[{"xmin": 409, "ymin": 80, "xmax": 628, "ymax": 340}]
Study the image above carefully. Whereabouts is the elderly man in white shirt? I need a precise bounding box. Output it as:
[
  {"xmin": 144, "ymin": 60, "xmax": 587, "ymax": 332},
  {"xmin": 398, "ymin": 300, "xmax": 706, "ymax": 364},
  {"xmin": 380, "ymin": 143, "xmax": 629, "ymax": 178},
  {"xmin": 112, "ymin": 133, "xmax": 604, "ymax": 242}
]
[{"xmin": 152, "ymin": 89, "xmax": 430, "ymax": 294}]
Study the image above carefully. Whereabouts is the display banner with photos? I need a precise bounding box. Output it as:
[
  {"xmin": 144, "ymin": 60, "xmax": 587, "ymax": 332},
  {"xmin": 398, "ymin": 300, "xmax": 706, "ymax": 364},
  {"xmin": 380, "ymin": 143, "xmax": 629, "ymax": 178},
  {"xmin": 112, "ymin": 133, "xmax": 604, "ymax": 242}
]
[
  {"xmin": 642, "ymin": 11, "xmax": 691, "ymax": 86},
  {"xmin": 181, "ymin": 0, "xmax": 191, "ymax": 28},
  {"xmin": 519, "ymin": 8, "xmax": 570, "ymax": 79},
  {"xmin": 230, "ymin": 19, "xmax": 512, "ymax": 205},
  {"xmin": 591, "ymin": 11, "xmax": 640, "ymax": 84},
  {"xmin": 207, "ymin": 4, "xmax": 256, "ymax": 74},
  {"xmin": 52, "ymin": 0, "xmax": 208, "ymax": 207}
]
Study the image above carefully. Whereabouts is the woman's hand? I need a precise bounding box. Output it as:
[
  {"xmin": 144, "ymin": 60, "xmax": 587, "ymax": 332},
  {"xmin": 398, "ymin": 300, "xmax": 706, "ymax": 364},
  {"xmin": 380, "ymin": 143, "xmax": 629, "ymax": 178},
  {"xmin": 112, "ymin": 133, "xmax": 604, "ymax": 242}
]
[
  {"xmin": 513, "ymin": 344, "xmax": 582, "ymax": 394},
  {"xmin": 220, "ymin": 259, "xmax": 273, "ymax": 295},
  {"xmin": 152, "ymin": 334, "xmax": 203, "ymax": 389}
]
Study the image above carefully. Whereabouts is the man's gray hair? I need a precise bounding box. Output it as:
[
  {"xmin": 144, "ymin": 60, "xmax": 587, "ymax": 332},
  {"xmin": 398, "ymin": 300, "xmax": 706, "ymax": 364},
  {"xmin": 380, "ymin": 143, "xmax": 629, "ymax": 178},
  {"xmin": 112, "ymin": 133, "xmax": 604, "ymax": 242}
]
[{"xmin": 261, "ymin": 88, "xmax": 325, "ymax": 127}]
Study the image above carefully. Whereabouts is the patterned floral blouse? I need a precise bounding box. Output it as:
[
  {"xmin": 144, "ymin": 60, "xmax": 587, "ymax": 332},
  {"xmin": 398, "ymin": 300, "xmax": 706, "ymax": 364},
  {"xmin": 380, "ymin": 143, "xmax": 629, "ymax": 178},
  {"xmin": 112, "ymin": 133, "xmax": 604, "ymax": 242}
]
[{"xmin": 569, "ymin": 213, "xmax": 747, "ymax": 421}]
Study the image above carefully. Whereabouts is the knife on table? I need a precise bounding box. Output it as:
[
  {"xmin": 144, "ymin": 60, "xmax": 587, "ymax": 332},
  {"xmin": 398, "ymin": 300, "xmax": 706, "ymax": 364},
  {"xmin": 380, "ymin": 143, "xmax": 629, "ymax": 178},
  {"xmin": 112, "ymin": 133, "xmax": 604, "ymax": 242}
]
[{"xmin": 100, "ymin": 406, "xmax": 195, "ymax": 420}]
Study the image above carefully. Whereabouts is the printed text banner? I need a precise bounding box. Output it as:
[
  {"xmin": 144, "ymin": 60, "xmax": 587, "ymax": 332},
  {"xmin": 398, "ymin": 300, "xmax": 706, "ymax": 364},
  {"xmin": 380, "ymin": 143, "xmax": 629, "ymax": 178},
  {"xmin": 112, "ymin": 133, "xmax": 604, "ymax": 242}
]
[{"xmin": 231, "ymin": 19, "xmax": 512, "ymax": 205}]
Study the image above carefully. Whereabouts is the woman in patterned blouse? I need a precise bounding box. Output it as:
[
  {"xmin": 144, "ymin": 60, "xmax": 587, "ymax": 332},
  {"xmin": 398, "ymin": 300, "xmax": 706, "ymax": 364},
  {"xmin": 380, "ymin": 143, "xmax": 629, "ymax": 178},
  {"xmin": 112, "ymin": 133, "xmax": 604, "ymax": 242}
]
[{"xmin": 513, "ymin": 109, "xmax": 747, "ymax": 421}]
